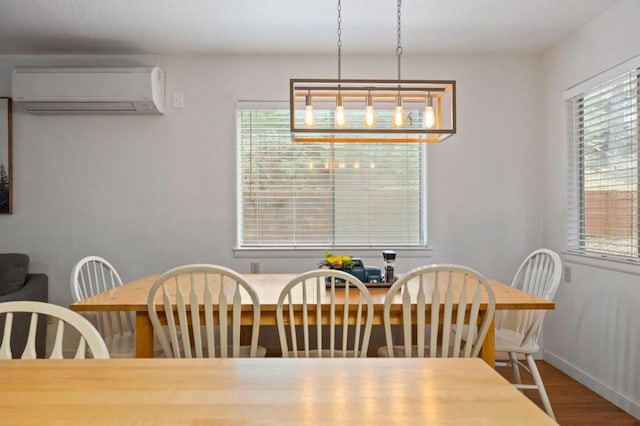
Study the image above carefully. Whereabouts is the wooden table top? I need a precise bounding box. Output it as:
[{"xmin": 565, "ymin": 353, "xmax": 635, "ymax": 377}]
[
  {"xmin": 70, "ymin": 273, "xmax": 554, "ymax": 312},
  {"xmin": 0, "ymin": 358, "xmax": 556, "ymax": 425}
]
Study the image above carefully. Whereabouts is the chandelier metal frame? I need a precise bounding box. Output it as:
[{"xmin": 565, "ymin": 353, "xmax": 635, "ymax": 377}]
[{"xmin": 289, "ymin": 0, "xmax": 457, "ymax": 143}]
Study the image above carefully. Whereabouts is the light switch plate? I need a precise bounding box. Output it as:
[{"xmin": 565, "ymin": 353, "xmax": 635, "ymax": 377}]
[{"xmin": 172, "ymin": 92, "xmax": 184, "ymax": 109}]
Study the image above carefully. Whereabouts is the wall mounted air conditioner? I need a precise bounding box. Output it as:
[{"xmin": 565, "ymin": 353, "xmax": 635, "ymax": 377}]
[{"xmin": 12, "ymin": 66, "xmax": 165, "ymax": 114}]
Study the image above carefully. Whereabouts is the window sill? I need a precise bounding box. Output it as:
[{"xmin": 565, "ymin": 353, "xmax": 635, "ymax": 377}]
[
  {"xmin": 233, "ymin": 247, "xmax": 433, "ymax": 259},
  {"xmin": 561, "ymin": 251, "xmax": 640, "ymax": 276}
]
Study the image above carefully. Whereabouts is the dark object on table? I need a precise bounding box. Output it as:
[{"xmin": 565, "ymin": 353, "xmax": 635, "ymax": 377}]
[
  {"xmin": 324, "ymin": 257, "xmax": 387, "ymax": 287},
  {"xmin": 382, "ymin": 250, "xmax": 396, "ymax": 284},
  {"xmin": 0, "ymin": 253, "xmax": 48, "ymax": 357},
  {"xmin": 347, "ymin": 258, "xmax": 383, "ymax": 283}
]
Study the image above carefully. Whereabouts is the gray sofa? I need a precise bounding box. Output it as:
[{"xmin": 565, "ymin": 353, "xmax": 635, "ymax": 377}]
[{"xmin": 0, "ymin": 253, "xmax": 48, "ymax": 357}]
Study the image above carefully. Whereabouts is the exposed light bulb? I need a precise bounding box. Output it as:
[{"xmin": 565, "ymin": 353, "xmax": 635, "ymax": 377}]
[
  {"xmin": 304, "ymin": 94, "xmax": 315, "ymax": 128},
  {"xmin": 363, "ymin": 92, "xmax": 376, "ymax": 128},
  {"xmin": 424, "ymin": 95, "xmax": 436, "ymax": 129},
  {"xmin": 364, "ymin": 105, "xmax": 376, "ymax": 128},
  {"xmin": 335, "ymin": 94, "xmax": 346, "ymax": 128},
  {"xmin": 393, "ymin": 96, "xmax": 405, "ymax": 128},
  {"xmin": 424, "ymin": 106, "xmax": 435, "ymax": 129}
]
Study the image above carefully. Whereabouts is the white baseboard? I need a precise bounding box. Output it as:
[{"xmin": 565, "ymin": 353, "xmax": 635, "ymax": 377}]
[{"xmin": 544, "ymin": 350, "xmax": 640, "ymax": 420}]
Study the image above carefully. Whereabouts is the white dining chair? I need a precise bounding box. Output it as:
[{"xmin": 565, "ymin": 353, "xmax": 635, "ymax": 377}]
[
  {"xmin": 379, "ymin": 264, "xmax": 496, "ymax": 358},
  {"xmin": 70, "ymin": 255, "xmax": 137, "ymax": 357},
  {"xmin": 495, "ymin": 249, "xmax": 562, "ymax": 420},
  {"xmin": 276, "ymin": 269, "xmax": 373, "ymax": 358},
  {"xmin": 0, "ymin": 301, "xmax": 109, "ymax": 359},
  {"xmin": 147, "ymin": 264, "xmax": 266, "ymax": 358}
]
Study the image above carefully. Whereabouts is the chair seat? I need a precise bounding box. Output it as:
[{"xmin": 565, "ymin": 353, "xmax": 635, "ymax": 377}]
[
  {"xmin": 233, "ymin": 345, "xmax": 267, "ymax": 358},
  {"xmin": 285, "ymin": 349, "xmax": 358, "ymax": 358},
  {"xmin": 378, "ymin": 345, "xmax": 457, "ymax": 358},
  {"xmin": 495, "ymin": 328, "xmax": 540, "ymax": 354},
  {"xmin": 378, "ymin": 345, "xmax": 418, "ymax": 357},
  {"xmin": 169, "ymin": 345, "xmax": 267, "ymax": 358}
]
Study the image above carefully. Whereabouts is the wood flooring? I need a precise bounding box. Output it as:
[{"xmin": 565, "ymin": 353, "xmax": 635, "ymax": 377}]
[{"xmin": 496, "ymin": 360, "xmax": 639, "ymax": 425}]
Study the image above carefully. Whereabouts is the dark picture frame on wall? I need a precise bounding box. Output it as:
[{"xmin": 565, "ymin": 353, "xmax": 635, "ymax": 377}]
[{"xmin": 0, "ymin": 97, "xmax": 12, "ymax": 214}]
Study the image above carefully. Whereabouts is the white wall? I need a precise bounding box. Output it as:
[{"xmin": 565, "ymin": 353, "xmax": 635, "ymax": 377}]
[
  {"xmin": 0, "ymin": 1, "xmax": 636, "ymax": 416},
  {"xmin": 540, "ymin": 0, "xmax": 640, "ymax": 417},
  {"xmin": 0, "ymin": 53, "xmax": 541, "ymax": 307}
]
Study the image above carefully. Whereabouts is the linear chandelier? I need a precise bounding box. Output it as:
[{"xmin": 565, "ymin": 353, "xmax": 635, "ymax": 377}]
[{"xmin": 290, "ymin": 0, "xmax": 456, "ymax": 143}]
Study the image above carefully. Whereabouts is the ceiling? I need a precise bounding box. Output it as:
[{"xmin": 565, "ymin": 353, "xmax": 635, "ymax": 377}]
[{"xmin": 0, "ymin": 0, "xmax": 621, "ymax": 55}]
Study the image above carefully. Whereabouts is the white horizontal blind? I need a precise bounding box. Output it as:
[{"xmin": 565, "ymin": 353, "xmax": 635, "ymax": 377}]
[
  {"xmin": 567, "ymin": 68, "xmax": 639, "ymax": 260},
  {"xmin": 237, "ymin": 103, "xmax": 427, "ymax": 248}
]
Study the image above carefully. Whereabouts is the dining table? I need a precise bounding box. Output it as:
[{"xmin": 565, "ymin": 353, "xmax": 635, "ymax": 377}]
[
  {"xmin": 0, "ymin": 357, "xmax": 557, "ymax": 425},
  {"xmin": 69, "ymin": 273, "xmax": 554, "ymax": 365}
]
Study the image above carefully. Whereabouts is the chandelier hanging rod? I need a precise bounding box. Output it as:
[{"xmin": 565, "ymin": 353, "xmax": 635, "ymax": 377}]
[{"xmin": 396, "ymin": 0, "xmax": 403, "ymax": 81}]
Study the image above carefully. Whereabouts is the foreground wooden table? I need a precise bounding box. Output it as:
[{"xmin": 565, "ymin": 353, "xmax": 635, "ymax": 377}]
[
  {"xmin": 0, "ymin": 358, "xmax": 556, "ymax": 425},
  {"xmin": 70, "ymin": 273, "xmax": 554, "ymax": 364}
]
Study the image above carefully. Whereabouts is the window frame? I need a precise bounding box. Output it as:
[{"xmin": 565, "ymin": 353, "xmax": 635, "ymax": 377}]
[
  {"xmin": 235, "ymin": 101, "xmax": 429, "ymax": 250},
  {"xmin": 565, "ymin": 57, "xmax": 640, "ymax": 265}
]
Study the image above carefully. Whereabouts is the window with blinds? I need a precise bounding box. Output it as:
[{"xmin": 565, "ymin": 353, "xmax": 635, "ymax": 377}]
[
  {"xmin": 237, "ymin": 103, "xmax": 427, "ymax": 248},
  {"xmin": 567, "ymin": 68, "xmax": 639, "ymax": 261}
]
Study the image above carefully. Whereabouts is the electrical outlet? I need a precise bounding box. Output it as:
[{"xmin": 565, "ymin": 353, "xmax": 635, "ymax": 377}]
[
  {"xmin": 563, "ymin": 265, "xmax": 572, "ymax": 283},
  {"xmin": 250, "ymin": 262, "xmax": 260, "ymax": 274}
]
